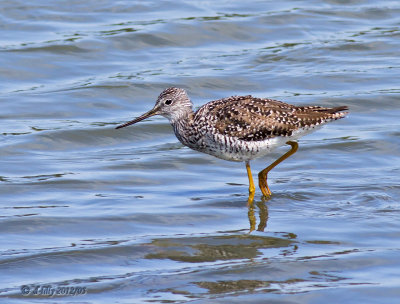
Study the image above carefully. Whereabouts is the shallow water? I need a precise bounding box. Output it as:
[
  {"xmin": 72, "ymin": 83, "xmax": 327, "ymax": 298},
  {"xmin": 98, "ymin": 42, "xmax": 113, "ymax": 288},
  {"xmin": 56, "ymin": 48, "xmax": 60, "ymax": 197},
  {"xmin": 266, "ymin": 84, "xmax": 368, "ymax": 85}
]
[{"xmin": 1, "ymin": 0, "xmax": 400, "ymax": 303}]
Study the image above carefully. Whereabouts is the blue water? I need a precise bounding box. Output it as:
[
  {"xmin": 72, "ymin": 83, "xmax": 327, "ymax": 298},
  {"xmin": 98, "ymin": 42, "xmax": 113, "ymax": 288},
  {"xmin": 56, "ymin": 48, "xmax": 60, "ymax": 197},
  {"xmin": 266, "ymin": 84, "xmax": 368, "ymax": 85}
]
[{"xmin": 1, "ymin": 0, "xmax": 400, "ymax": 303}]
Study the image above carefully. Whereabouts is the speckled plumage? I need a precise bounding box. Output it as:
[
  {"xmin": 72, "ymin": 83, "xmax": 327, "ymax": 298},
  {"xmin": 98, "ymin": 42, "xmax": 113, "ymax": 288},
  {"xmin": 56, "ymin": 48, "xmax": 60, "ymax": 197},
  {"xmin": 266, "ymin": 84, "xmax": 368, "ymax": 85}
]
[
  {"xmin": 118, "ymin": 87, "xmax": 347, "ymax": 161},
  {"xmin": 116, "ymin": 87, "xmax": 348, "ymax": 199}
]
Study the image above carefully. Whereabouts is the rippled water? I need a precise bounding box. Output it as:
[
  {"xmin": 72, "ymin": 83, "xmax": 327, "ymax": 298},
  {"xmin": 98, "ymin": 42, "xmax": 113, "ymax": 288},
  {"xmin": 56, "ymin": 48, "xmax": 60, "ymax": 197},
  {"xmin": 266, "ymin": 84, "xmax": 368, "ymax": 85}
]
[{"xmin": 1, "ymin": 0, "xmax": 400, "ymax": 303}]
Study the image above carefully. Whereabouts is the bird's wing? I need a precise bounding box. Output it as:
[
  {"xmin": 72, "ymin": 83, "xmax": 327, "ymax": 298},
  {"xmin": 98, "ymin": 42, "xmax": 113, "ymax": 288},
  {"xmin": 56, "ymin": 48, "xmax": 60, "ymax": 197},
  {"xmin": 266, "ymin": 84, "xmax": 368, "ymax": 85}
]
[{"xmin": 194, "ymin": 96, "xmax": 347, "ymax": 141}]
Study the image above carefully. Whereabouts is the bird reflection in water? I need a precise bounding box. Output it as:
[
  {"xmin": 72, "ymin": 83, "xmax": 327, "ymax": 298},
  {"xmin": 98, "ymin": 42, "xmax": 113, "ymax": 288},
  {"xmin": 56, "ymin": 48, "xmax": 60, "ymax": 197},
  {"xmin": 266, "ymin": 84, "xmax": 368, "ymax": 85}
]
[{"xmin": 248, "ymin": 200, "xmax": 268, "ymax": 233}]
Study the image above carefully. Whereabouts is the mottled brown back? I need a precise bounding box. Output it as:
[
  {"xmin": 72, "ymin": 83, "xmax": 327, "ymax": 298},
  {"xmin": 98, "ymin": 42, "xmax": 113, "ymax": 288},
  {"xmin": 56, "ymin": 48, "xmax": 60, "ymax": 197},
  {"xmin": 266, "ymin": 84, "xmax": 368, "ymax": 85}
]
[{"xmin": 195, "ymin": 95, "xmax": 348, "ymax": 141}]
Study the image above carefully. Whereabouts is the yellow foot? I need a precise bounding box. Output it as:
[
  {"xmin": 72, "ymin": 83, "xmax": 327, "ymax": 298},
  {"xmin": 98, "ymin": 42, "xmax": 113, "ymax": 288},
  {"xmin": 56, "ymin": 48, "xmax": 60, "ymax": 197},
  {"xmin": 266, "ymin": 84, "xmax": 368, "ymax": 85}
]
[
  {"xmin": 258, "ymin": 172, "xmax": 272, "ymax": 199},
  {"xmin": 257, "ymin": 141, "xmax": 299, "ymax": 199}
]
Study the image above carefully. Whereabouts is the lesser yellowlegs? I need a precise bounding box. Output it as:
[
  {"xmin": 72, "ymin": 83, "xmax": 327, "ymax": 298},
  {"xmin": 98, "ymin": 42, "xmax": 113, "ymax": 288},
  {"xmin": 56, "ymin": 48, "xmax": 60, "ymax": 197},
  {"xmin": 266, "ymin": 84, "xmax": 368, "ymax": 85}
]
[{"xmin": 116, "ymin": 87, "xmax": 348, "ymax": 203}]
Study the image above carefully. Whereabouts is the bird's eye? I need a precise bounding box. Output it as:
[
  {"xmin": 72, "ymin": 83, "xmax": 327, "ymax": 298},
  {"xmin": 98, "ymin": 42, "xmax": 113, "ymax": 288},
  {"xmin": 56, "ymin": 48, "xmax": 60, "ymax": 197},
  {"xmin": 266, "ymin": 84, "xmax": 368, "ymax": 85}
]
[{"xmin": 165, "ymin": 99, "xmax": 172, "ymax": 105}]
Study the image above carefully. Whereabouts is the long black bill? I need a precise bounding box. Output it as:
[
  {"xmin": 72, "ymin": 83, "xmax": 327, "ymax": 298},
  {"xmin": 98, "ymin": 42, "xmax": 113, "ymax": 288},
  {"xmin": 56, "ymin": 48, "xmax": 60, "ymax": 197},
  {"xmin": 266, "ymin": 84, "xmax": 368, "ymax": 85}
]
[{"xmin": 115, "ymin": 107, "xmax": 158, "ymax": 129}]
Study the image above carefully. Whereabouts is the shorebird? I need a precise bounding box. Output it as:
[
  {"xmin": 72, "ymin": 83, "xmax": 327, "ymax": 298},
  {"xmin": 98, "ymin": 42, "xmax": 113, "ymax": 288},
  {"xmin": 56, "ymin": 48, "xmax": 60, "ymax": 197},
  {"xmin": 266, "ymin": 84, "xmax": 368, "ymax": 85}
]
[{"xmin": 116, "ymin": 87, "xmax": 348, "ymax": 203}]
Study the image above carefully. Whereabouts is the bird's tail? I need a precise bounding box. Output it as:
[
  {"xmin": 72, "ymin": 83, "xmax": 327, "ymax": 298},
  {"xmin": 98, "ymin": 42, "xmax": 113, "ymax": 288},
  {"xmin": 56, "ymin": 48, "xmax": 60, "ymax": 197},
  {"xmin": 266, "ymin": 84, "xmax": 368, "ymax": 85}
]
[{"xmin": 314, "ymin": 105, "xmax": 349, "ymax": 115}]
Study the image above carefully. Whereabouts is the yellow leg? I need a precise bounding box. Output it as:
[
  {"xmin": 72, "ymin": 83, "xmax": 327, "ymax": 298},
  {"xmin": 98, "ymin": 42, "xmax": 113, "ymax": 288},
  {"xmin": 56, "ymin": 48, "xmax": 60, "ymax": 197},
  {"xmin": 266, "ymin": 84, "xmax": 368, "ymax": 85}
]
[
  {"xmin": 258, "ymin": 141, "xmax": 299, "ymax": 198},
  {"xmin": 246, "ymin": 161, "xmax": 256, "ymax": 204}
]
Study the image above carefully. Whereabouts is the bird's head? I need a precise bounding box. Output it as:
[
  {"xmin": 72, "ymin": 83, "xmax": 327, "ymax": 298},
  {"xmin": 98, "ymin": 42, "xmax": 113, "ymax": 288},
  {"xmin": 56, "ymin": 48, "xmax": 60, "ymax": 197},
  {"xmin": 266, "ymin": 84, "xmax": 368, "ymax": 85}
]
[{"xmin": 115, "ymin": 87, "xmax": 193, "ymax": 129}]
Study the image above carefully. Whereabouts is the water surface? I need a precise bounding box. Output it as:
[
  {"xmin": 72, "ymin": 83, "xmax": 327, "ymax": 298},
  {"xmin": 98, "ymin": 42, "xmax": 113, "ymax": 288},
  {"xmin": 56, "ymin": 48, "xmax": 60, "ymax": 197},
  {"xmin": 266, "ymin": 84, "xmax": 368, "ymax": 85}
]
[{"xmin": 1, "ymin": 0, "xmax": 400, "ymax": 303}]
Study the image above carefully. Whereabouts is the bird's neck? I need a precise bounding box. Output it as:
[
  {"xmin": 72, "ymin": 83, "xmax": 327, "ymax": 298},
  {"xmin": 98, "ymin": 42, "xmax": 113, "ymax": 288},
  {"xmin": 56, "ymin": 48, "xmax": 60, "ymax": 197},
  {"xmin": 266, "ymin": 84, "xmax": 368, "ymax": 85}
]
[
  {"xmin": 170, "ymin": 109, "xmax": 194, "ymax": 133},
  {"xmin": 169, "ymin": 106, "xmax": 194, "ymax": 125},
  {"xmin": 170, "ymin": 110, "xmax": 198, "ymax": 148}
]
